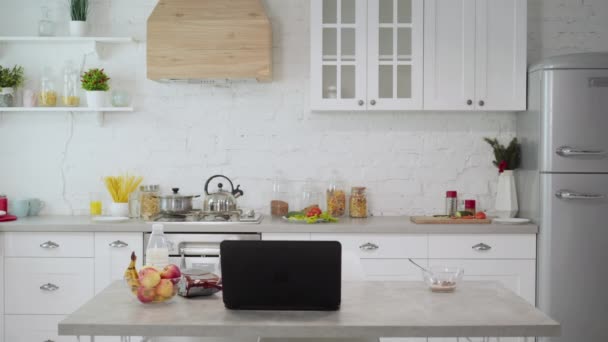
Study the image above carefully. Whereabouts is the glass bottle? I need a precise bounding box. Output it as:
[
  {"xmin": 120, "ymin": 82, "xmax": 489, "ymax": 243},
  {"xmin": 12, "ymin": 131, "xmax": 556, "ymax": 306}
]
[
  {"xmin": 62, "ymin": 61, "xmax": 80, "ymax": 107},
  {"xmin": 146, "ymin": 224, "xmax": 169, "ymax": 268},
  {"xmin": 270, "ymin": 176, "xmax": 289, "ymax": 217},
  {"xmin": 300, "ymin": 178, "xmax": 321, "ymax": 211},
  {"xmin": 39, "ymin": 67, "xmax": 57, "ymax": 107},
  {"xmin": 445, "ymin": 191, "xmax": 458, "ymax": 216},
  {"xmin": 139, "ymin": 185, "xmax": 160, "ymax": 220},
  {"xmin": 326, "ymin": 173, "xmax": 346, "ymax": 217},
  {"xmin": 38, "ymin": 7, "xmax": 55, "ymax": 37},
  {"xmin": 349, "ymin": 187, "xmax": 368, "ymax": 218}
]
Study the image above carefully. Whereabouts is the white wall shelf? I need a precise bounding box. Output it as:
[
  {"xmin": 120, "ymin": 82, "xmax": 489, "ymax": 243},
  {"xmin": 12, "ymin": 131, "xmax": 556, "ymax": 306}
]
[
  {"xmin": 0, "ymin": 36, "xmax": 136, "ymax": 59},
  {"xmin": 0, "ymin": 107, "xmax": 134, "ymax": 126}
]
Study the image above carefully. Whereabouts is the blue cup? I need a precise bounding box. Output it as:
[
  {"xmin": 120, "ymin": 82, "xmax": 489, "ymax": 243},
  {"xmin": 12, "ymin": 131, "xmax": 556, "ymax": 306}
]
[
  {"xmin": 9, "ymin": 199, "xmax": 30, "ymax": 218},
  {"xmin": 28, "ymin": 198, "xmax": 45, "ymax": 216}
]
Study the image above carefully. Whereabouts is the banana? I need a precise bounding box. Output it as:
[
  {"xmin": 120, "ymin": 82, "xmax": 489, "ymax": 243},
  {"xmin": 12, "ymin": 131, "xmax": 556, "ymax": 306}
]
[{"xmin": 124, "ymin": 251, "xmax": 140, "ymax": 294}]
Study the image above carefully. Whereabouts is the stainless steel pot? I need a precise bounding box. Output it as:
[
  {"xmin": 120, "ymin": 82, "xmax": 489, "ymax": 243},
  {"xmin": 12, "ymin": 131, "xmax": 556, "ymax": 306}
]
[
  {"xmin": 156, "ymin": 188, "xmax": 200, "ymax": 214},
  {"xmin": 203, "ymin": 175, "xmax": 244, "ymax": 213}
]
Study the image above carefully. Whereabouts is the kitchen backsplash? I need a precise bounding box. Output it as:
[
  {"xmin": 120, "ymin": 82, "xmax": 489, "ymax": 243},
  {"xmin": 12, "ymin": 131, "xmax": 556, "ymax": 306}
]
[{"xmin": 0, "ymin": 0, "xmax": 605, "ymax": 216}]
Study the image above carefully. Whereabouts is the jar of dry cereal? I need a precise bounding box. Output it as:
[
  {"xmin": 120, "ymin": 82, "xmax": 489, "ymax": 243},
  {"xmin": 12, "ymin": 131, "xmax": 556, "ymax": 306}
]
[
  {"xmin": 349, "ymin": 187, "xmax": 368, "ymax": 218},
  {"xmin": 139, "ymin": 184, "xmax": 160, "ymax": 220}
]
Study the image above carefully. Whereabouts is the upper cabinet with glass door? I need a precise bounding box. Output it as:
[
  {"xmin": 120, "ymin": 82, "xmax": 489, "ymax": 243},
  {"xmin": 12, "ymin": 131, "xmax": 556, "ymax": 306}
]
[
  {"xmin": 311, "ymin": 0, "xmax": 367, "ymax": 111},
  {"xmin": 310, "ymin": 0, "xmax": 423, "ymax": 111}
]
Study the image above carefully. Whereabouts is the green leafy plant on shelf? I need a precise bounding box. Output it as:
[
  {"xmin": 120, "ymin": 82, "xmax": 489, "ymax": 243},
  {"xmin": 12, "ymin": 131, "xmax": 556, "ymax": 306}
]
[
  {"xmin": 70, "ymin": 0, "xmax": 89, "ymax": 21},
  {"xmin": 81, "ymin": 68, "xmax": 110, "ymax": 91},
  {"xmin": 0, "ymin": 65, "xmax": 25, "ymax": 88},
  {"xmin": 483, "ymin": 137, "xmax": 521, "ymax": 173}
]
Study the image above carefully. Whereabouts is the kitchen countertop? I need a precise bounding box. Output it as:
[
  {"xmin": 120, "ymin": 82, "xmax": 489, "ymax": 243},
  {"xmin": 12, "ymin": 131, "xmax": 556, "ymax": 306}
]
[
  {"xmin": 0, "ymin": 215, "xmax": 538, "ymax": 234},
  {"xmin": 59, "ymin": 281, "xmax": 559, "ymax": 338}
]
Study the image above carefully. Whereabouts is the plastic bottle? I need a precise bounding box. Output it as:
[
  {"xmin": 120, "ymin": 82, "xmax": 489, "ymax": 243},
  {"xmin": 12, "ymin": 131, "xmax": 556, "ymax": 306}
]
[{"xmin": 146, "ymin": 224, "xmax": 169, "ymax": 269}]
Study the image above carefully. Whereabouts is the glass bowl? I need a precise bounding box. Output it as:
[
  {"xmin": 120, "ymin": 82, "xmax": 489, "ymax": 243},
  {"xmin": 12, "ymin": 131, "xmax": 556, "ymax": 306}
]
[
  {"xmin": 126, "ymin": 276, "xmax": 180, "ymax": 304},
  {"xmin": 422, "ymin": 266, "xmax": 464, "ymax": 293}
]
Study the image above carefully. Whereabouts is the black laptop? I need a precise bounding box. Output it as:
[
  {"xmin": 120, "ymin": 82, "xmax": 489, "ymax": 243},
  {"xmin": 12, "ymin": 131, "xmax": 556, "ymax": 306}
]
[{"xmin": 220, "ymin": 240, "xmax": 341, "ymax": 310}]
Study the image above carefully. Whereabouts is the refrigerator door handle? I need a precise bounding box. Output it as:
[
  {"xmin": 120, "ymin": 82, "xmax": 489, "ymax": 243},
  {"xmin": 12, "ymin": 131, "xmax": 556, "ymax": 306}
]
[
  {"xmin": 555, "ymin": 190, "xmax": 606, "ymax": 200},
  {"xmin": 556, "ymin": 146, "xmax": 607, "ymax": 157}
]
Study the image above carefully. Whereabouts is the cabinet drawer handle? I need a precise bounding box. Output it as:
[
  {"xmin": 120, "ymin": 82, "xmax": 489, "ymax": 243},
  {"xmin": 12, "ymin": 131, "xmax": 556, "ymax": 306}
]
[
  {"xmin": 472, "ymin": 243, "xmax": 492, "ymax": 252},
  {"xmin": 466, "ymin": 99, "xmax": 473, "ymax": 105},
  {"xmin": 556, "ymin": 146, "xmax": 606, "ymax": 157},
  {"xmin": 556, "ymin": 190, "xmax": 605, "ymax": 200},
  {"xmin": 370, "ymin": 99, "xmax": 377, "ymax": 106},
  {"xmin": 478, "ymin": 100, "xmax": 485, "ymax": 106},
  {"xmin": 358, "ymin": 100, "xmax": 364, "ymax": 106},
  {"xmin": 44, "ymin": 340, "xmax": 55, "ymax": 342},
  {"xmin": 40, "ymin": 283, "xmax": 60, "ymax": 292},
  {"xmin": 40, "ymin": 241, "xmax": 59, "ymax": 249},
  {"xmin": 109, "ymin": 240, "xmax": 129, "ymax": 248},
  {"xmin": 359, "ymin": 242, "xmax": 379, "ymax": 251}
]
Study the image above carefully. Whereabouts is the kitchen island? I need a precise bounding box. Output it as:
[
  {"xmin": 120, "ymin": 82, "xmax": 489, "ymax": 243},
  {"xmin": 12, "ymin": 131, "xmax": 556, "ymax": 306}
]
[{"xmin": 59, "ymin": 281, "xmax": 559, "ymax": 340}]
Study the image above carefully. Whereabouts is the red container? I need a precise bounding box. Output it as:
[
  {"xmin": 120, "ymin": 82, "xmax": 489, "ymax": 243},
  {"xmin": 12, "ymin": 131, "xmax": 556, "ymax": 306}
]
[
  {"xmin": 0, "ymin": 195, "xmax": 7, "ymax": 213},
  {"xmin": 464, "ymin": 199, "xmax": 476, "ymax": 214}
]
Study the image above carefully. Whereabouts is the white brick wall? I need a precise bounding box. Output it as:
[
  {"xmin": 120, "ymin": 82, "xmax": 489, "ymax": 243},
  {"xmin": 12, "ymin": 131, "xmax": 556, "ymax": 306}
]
[{"xmin": 0, "ymin": 0, "xmax": 606, "ymax": 216}]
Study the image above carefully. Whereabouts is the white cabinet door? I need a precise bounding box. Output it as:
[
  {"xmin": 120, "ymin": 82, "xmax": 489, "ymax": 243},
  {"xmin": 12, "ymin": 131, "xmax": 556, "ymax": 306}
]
[
  {"xmin": 94, "ymin": 232, "xmax": 144, "ymax": 294},
  {"xmin": 311, "ymin": 0, "xmax": 368, "ymax": 110},
  {"xmin": 367, "ymin": 0, "xmax": 423, "ymax": 110},
  {"xmin": 5, "ymin": 315, "xmax": 79, "ymax": 342},
  {"xmin": 474, "ymin": 0, "xmax": 526, "ymax": 111},
  {"xmin": 423, "ymin": 0, "xmax": 476, "ymax": 110}
]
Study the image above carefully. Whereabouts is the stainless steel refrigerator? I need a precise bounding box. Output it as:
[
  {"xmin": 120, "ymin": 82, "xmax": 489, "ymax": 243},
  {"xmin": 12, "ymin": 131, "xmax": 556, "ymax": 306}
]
[{"xmin": 517, "ymin": 52, "xmax": 608, "ymax": 342}]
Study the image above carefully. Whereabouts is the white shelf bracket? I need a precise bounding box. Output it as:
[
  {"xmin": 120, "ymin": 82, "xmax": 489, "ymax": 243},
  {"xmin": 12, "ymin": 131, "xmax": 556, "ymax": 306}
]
[{"xmin": 95, "ymin": 111, "xmax": 104, "ymax": 127}]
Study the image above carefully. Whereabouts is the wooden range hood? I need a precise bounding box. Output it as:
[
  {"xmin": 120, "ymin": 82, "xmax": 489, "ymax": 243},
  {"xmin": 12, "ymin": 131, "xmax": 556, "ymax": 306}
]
[{"xmin": 147, "ymin": 0, "xmax": 272, "ymax": 82}]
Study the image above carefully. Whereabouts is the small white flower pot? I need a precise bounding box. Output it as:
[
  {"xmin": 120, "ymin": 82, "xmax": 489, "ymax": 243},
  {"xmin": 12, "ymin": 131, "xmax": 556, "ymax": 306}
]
[
  {"xmin": 109, "ymin": 202, "xmax": 129, "ymax": 217},
  {"xmin": 494, "ymin": 170, "xmax": 519, "ymax": 218},
  {"xmin": 86, "ymin": 91, "xmax": 107, "ymax": 108},
  {"xmin": 0, "ymin": 87, "xmax": 15, "ymax": 107},
  {"xmin": 69, "ymin": 20, "xmax": 87, "ymax": 37}
]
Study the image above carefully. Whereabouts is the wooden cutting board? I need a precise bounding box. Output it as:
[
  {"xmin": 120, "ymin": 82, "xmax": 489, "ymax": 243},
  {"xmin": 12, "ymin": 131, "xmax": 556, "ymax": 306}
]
[{"xmin": 410, "ymin": 216, "xmax": 491, "ymax": 224}]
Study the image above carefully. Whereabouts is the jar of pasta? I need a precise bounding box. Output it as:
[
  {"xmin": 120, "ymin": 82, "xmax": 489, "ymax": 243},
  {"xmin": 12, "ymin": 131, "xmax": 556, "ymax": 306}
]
[
  {"xmin": 39, "ymin": 67, "xmax": 57, "ymax": 107},
  {"xmin": 326, "ymin": 177, "xmax": 346, "ymax": 217},
  {"xmin": 349, "ymin": 187, "xmax": 368, "ymax": 218},
  {"xmin": 139, "ymin": 185, "xmax": 160, "ymax": 220},
  {"xmin": 62, "ymin": 61, "xmax": 80, "ymax": 107}
]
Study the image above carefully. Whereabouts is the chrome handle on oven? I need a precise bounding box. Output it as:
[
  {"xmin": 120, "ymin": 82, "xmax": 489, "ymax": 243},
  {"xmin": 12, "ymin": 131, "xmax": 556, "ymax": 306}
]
[
  {"xmin": 359, "ymin": 242, "xmax": 379, "ymax": 251},
  {"xmin": 556, "ymin": 190, "xmax": 605, "ymax": 200},
  {"xmin": 179, "ymin": 246, "xmax": 221, "ymax": 270},
  {"xmin": 40, "ymin": 241, "xmax": 59, "ymax": 249},
  {"xmin": 472, "ymin": 243, "xmax": 492, "ymax": 252},
  {"xmin": 556, "ymin": 146, "xmax": 606, "ymax": 157},
  {"xmin": 109, "ymin": 240, "xmax": 129, "ymax": 248},
  {"xmin": 40, "ymin": 283, "xmax": 60, "ymax": 292}
]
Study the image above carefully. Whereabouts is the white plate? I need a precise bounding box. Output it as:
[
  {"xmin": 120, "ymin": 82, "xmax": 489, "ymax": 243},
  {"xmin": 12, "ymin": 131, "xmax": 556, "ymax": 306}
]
[
  {"xmin": 92, "ymin": 216, "xmax": 130, "ymax": 223},
  {"xmin": 493, "ymin": 218, "xmax": 531, "ymax": 225}
]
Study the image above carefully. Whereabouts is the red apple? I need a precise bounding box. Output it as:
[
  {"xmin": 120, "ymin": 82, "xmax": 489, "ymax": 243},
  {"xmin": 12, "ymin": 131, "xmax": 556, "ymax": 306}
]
[
  {"xmin": 137, "ymin": 286, "xmax": 156, "ymax": 303},
  {"xmin": 155, "ymin": 279, "xmax": 175, "ymax": 298},
  {"xmin": 138, "ymin": 267, "xmax": 161, "ymax": 289},
  {"xmin": 160, "ymin": 264, "xmax": 181, "ymax": 280}
]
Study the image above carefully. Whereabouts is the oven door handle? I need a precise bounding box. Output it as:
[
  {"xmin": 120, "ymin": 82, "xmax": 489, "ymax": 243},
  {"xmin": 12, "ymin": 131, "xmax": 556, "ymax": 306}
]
[{"xmin": 180, "ymin": 247, "xmax": 221, "ymax": 256}]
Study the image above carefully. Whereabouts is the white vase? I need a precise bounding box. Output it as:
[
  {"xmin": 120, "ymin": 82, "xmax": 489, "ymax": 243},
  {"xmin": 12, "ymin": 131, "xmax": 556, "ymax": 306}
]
[
  {"xmin": 0, "ymin": 87, "xmax": 14, "ymax": 107},
  {"xmin": 109, "ymin": 202, "xmax": 129, "ymax": 217},
  {"xmin": 86, "ymin": 91, "xmax": 107, "ymax": 108},
  {"xmin": 69, "ymin": 20, "xmax": 87, "ymax": 37},
  {"xmin": 495, "ymin": 170, "xmax": 519, "ymax": 218}
]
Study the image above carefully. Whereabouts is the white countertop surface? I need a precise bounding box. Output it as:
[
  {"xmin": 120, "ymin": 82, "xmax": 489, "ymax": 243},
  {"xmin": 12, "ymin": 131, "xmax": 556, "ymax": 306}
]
[
  {"xmin": 0, "ymin": 215, "xmax": 538, "ymax": 234},
  {"xmin": 58, "ymin": 281, "xmax": 559, "ymax": 338}
]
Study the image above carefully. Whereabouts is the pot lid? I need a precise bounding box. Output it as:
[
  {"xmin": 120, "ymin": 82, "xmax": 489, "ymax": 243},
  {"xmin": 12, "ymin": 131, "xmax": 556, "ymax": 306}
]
[{"xmin": 157, "ymin": 188, "xmax": 198, "ymax": 199}]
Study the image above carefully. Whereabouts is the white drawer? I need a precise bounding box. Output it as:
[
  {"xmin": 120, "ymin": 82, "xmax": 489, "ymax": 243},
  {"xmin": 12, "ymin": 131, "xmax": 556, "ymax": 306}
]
[
  {"xmin": 5, "ymin": 315, "xmax": 78, "ymax": 342},
  {"xmin": 429, "ymin": 234, "xmax": 536, "ymax": 259},
  {"xmin": 311, "ymin": 233, "xmax": 428, "ymax": 259},
  {"xmin": 5, "ymin": 258, "xmax": 94, "ymax": 314},
  {"xmin": 4, "ymin": 232, "xmax": 94, "ymax": 257}
]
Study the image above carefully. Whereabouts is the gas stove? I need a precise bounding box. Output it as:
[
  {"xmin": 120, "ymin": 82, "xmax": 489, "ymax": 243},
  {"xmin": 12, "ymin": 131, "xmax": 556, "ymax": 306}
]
[{"xmin": 151, "ymin": 209, "xmax": 263, "ymax": 224}]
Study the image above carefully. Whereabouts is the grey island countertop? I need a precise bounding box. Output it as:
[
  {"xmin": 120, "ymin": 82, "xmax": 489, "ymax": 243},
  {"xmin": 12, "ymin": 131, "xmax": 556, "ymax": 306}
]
[
  {"xmin": 59, "ymin": 281, "xmax": 559, "ymax": 338},
  {"xmin": 0, "ymin": 215, "xmax": 538, "ymax": 234}
]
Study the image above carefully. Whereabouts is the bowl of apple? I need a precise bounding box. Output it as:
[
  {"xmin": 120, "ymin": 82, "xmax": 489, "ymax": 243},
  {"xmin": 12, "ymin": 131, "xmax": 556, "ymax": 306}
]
[{"xmin": 125, "ymin": 260, "xmax": 182, "ymax": 304}]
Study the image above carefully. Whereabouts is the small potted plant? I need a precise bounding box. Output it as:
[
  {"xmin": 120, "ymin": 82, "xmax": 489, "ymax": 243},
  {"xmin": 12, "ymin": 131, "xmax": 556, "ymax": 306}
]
[
  {"xmin": 69, "ymin": 0, "xmax": 89, "ymax": 36},
  {"xmin": 81, "ymin": 68, "xmax": 110, "ymax": 108},
  {"xmin": 484, "ymin": 137, "xmax": 522, "ymax": 218},
  {"xmin": 0, "ymin": 65, "xmax": 25, "ymax": 107}
]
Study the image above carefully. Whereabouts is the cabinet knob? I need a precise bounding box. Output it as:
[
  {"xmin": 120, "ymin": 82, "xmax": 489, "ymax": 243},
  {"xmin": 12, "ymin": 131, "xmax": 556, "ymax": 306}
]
[
  {"xmin": 359, "ymin": 242, "xmax": 379, "ymax": 251},
  {"xmin": 370, "ymin": 99, "xmax": 377, "ymax": 106},
  {"xmin": 40, "ymin": 283, "xmax": 60, "ymax": 292},
  {"xmin": 472, "ymin": 243, "xmax": 492, "ymax": 252},
  {"xmin": 109, "ymin": 240, "xmax": 129, "ymax": 248},
  {"xmin": 478, "ymin": 100, "xmax": 485, "ymax": 106},
  {"xmin": 40, "ymin": 241, "xmax": 59, "ymax": 249},
  {"xmin": 358, "ymin": 100, "xmax": 364, "ymax": 106},
  {"xmin": 467, "ymin": 99, "xmax": 473, "ymax": 106}
]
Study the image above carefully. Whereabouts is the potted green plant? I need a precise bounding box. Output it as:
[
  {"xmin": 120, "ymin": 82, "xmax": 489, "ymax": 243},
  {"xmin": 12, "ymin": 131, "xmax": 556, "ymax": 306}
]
[
  {"xmin": 69, "ymin": 0, "xmax": 89, "ymax": 36},
  {"xmin": 0, "ymin": 65, "xmax": 25, "ymax": 107},
  {"xmin": 81, "ymin": 68, "xmax": 110, "ymax": 108},
  {"xmin": 484, "ymin": 137, "xmax": 522, "ymax": 218}
]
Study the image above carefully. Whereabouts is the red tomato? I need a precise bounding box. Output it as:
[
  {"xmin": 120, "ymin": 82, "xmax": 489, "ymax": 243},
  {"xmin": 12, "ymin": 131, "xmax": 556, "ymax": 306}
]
[
  {"xmin": 475, "ymin": 212, "xmax": 487, "ymax": 220},
  {"xmin": 306, "ymin": 207, "xmax": 322, "ymax": 217}
]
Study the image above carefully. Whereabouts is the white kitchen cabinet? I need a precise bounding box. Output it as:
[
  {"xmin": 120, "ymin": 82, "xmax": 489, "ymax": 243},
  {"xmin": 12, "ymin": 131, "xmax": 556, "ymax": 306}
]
[
  {"xmin": 311, "ymin": 233, "xmax": 427, "ymax": 258},
  {"xmin": 94, "ymin": 232, "xmax": 144, "ymax": 294},
  {"xmin": 3, "ymin": 232, "xmax": 94, "ymax": 257},
  {"xmin": 424, "ymin": 0, "xmax": 526, "ymax": 111},
  {"xmin": 5, "ymin": 315, "xmax": 78, "ymax": 342},
  {"xmin": 311, "ymin": 0, "xmax": 423, "ymax": 111}
]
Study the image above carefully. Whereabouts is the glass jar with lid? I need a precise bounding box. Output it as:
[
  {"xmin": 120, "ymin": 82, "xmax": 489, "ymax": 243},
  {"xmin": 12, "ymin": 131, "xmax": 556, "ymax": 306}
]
[
  {"xmin": 349, "ymin": 187, "xmax": 368, "ymax": 218},
  {"xmin": 62, "ymin": 61, "xmax": 80, "ymax": 107},
  {"xmin": 139, "ymin": 185, "xmax": 160, "ymax": 220},
  {"xmin": 270, "ymin": 175, "xmax": 289, "ymax": 217},
  {"xmin": 300, "ymin": 178, "xmax": 321, "ymax": 211},
  {"xmin": 38, "ymin": 6, "xmax": 55, "ymax": 37},
  {"xmin": 326, "ymin": 173, "xmax": 346, "ymax": 217},
  {"xmin": 39, "ymin": 67, "xmax": 57, "ymax": 107}
]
